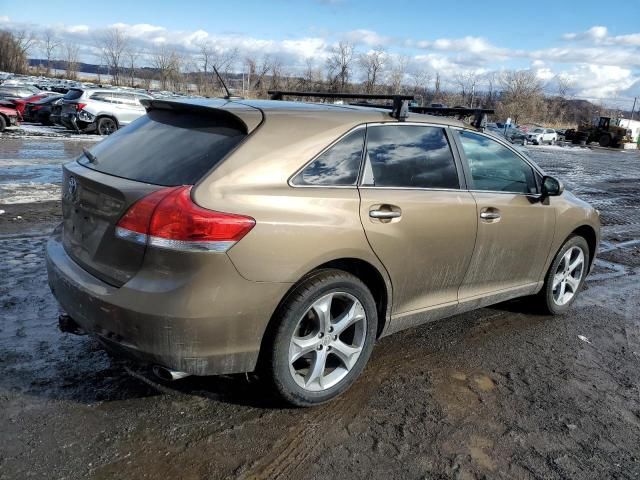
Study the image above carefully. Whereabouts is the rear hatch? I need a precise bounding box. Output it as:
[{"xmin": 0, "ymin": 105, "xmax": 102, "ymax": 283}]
[
  {"xmin": 61, "ymin": 88, "xmax": 84, "ymax": 116},
  {"xmin": 61, "ymin": 102, "xmax": 262, "ymax": 286}
]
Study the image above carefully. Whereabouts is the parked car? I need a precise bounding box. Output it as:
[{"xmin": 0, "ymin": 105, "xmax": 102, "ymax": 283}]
[
  {"xmin": 524, "ymin": 127, "xmax": 558, "ymax": 145},
  {"xmin": 49, "ymin": 99, "xmax": 64, "ymax": 127},
  {"xmin": 485, "ymin": 125, "xmax": 527, "ymax": 145},
  {"xmin": 23, "ymin": 94, "xmax": 64, "ymax": 124},
  {"xmin": 0, "ymin": 85, "xmax": 41, "ymax": 99},
  {"xmin": 8, "ymin": 91, "xmax": 59, "ymax": 117},
  {"xmin": 0, "ymin": 104, "xmax": 20, "ymax": 132},
  {"xmin": 59, "ymin": 88, "xmax": 153, "ymax": 134},
  {"xmin": 46, "ymin": 99, "xmax": 600, "ymax": 406}
]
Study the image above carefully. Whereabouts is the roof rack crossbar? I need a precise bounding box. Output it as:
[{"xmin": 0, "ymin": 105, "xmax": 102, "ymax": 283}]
[
  {"xmin": 267, "ymin": 90, "xmax": 414, "ymax": 101},
  {"xmin": 350, "ymin": 103, "xmax": 494, "ymax": 129},
  {"xmin": 268, "ymin": 90, "xmax": 414, "ymax": 121}
]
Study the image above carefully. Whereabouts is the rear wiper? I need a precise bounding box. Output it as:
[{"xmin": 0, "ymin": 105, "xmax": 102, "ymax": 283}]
[{"xmin": 83, "ymin": 147, "xmax": 97, "ymax": 163}]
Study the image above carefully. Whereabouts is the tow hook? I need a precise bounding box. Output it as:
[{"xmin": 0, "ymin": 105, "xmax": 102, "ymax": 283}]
[{"xmin": 58, "ymin": 314, "xmax": 86, "ymax": 335}]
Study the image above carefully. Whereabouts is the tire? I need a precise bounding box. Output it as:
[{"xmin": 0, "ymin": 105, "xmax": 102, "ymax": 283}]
[
  {"xmin": 0, "ymin": 115, "xmax": 6, "ymax": 133},
  {"xmin": 97, "ymin": 116, "xmax": 118, "ymax": 135},
  {"xmin": 264, "ymin": 269, "xmax": 378, "ymax": 407},
  {"xmin": 536, "ymin": 236, "xmax": 590, "ymax": 315},
  {"xmin": 599, "ymin": 134, "xmax": 611, "ymax": 147}
]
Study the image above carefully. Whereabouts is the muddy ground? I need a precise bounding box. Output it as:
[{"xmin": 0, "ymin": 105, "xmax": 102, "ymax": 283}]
[{"xmin": 1, "ymin": 129, "xmax": 639, "ymax": 480}]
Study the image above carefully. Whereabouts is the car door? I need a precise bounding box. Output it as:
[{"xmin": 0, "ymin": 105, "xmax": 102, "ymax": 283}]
[
  {"xmin": 358, "ymin": 124, "xmax": 477, "ymax": 315},
  {"xmin": 453, "ymin": 130, "xmax": 555, "ymax": 299}
]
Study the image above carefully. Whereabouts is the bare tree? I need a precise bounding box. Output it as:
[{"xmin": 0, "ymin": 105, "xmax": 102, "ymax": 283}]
[
  {"xmin": 98, "ymin": 27, "xmax": 129, "ymax": 85},
  {"xmin": 454, "ymin": 71, "xmax": 479, "ymax": 107},
  {"xmin": 0, "ymin": 30, "xmax": 35, "ymax": 73},
  {"xmin": 326, "ymin": 41, "xmax": 354, "ymax": 92},
  {"xmin": 433, "ymin": 72, "xmax": 441, "ymax": 102},
  {"xmin": 245, "ymin": 54, "xmax": 272, "ymax": 96},
  {"xmin": 498, "ymin": 70, "xmax": 544, "ymax": 123},
  {"xmin": 39, "ymin": 30, "xmax": 61, "ymax": 75},
  {"xmin": 124, "ymin": 47, "xmax": 140, "ymax": 87},
  {"xmin": 483, "ymin": 71, "xmax": 497, "ymax": 107},
  {"xmin": 152, "ymin": 45, "xmax": 181, "ymax": 90},
  {"xmin": 269, "ymin": 57, "xmax": 284, "ymax": 91},
  {"xmin": 197, "ymin": 41, "xmax": 238, "ymax": 95},
  {"xmin": 358, "ymin": 47, "xmax": 386, "ymax": 94},
  {"xmin": 64, "ymin": 42, "xmax": 80, "ymax": 79},
  {"xmin": 407, "ymin": 68, "xmax": 432, "ymax": 105},
  {"xmin": 388, "ymin": 55, "xmax": 409, "ymax": 94}
]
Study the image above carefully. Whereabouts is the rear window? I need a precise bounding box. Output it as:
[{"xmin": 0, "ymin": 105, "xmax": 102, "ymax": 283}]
[
  {"xmin": 63, "ymin": 89, "xmax": 83, "ymax": 100},
  {"xmin": 78, "ymin": 109, "xmax": 246, "ymax": 186}
]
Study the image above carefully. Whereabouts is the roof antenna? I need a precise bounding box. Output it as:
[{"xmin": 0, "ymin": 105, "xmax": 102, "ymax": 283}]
[{"xmin": 212, "ymin": 65, "xmax": 232, "ymax": 99}]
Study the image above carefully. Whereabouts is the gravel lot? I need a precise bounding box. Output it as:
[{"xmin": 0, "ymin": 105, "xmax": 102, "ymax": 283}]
[{"xmin": 1, "ymin": 126, "xmax": 639, "ymax": 480}]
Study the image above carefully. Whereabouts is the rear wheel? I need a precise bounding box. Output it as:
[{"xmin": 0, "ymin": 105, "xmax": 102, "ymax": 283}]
[
  {"xmin": 265, "ymin": 269, "xmax": 378, "ymax": 406},
  {"xmin": 536, "ymin": 236, "xmax": 589, "ymax": 315},
  {"xmin": 97, "ymin": 117, "xmax": 118, "ymax": 135},
  {"xmin": 0, "ymin": 115, "xmax": 6, "ymax": 133}
]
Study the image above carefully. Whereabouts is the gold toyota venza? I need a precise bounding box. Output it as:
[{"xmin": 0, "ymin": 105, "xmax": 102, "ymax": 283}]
[{"xmin": 46, "ymin": 96, "xmax": 600, "ymax": 406}]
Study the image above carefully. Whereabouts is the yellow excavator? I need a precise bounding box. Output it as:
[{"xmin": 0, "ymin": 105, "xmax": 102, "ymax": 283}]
[{"xmin": 565, "ymin": 116, "xmax": 632, "ymax": 147}]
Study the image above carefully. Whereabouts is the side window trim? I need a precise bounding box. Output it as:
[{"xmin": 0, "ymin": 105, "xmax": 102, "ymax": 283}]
[
  {"xmin": 358, "ymin": 123, "xmax": 464, "ymax": 191},
  {"xmin": 288, "ymin": 124, "xmax": 367, "ymax": 188},
  {"xmin": 450, "ymin": 127, "xmax": 544, "ymax": 196}
]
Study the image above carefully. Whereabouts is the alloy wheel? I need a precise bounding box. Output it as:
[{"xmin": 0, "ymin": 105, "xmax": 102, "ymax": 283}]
[
  {"xmin": 288, "ymin": 292, "xmax": 367, "ymax": 392},
  {"xmin": 99, "ymin": 118, "xmax": 117, "ymax": 135},
  {"xmin": 552, "ymin": 246, "xmax": 585, "ymax": 306}
]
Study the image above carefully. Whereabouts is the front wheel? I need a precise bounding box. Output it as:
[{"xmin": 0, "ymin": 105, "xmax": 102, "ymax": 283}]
[
  {"xmin": 537, "ymin": 236, "xmax": 590, "ymax": 315},
  {"xmin": 265, "ymin": 269, "xmax": 378, "ymax": 406}
]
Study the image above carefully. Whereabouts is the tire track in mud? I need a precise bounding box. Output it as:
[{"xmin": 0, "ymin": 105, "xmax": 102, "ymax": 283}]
[{"xmin": 236, "ymin": 339, "xmax": 443, "ymax": 480}]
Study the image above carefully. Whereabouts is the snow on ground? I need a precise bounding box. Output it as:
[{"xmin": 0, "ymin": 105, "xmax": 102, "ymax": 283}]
[
  {"xmin": 4, "ymin": 123, "xmax": 104, "ymax": 140},
  {"xmin": 0, "ymin": 183, "xmax": 61, "ymax": 204},
  {"xmin": 0, "ymin": 130, "xmax": 101, "ymax": 204}
]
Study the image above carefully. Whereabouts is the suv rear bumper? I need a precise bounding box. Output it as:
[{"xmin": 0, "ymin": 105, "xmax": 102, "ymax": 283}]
[
  {"xmin": 46, "ymin": 224, "xmax": 289, "ymax": 376},
  {"xmin": 61, "ymin": 113, "xmax": 96, "ymax": 132}
]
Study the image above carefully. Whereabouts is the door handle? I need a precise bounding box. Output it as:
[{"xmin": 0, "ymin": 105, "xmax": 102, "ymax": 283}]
[
  {"xmin": 479, "ymin": 208, "xmax": 501, "ymax": 221},
  {"xmin": 370, "ymin": 210, "xmax": 402, "ymax": 219}
]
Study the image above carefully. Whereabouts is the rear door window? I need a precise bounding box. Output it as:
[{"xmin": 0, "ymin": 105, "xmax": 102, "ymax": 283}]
[
  {"xmin": 291, "ymin": 128, "xmax": 364, "ymax": 186},
  {"xmin": 362, "ymin": 125, "xmax": 459, "ymax": 189},
  {"xmin": 78, "ymin": 109, "xmax": 246, "ymax": 186}
]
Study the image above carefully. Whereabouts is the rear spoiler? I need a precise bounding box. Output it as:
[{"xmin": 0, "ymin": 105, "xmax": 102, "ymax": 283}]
[{"xmin": 140, "ymin": 99, "xmax": 250, "ymax": 134}]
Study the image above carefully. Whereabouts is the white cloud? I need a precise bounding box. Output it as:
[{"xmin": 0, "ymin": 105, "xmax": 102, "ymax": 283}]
[
  {"xmin": 563, "ymin": 25, "xmax": 608, "ymax": 41},
  {"xmin": 343, "ymin": 29, "xmax": 390, "ymax": 47},
  {"xmin": 1, "ymin": 16, "xmax": 637, "ymax": 106},
  {"xmin": 65, "ymin": 24, "xmax": 89, "ymax": 34}
]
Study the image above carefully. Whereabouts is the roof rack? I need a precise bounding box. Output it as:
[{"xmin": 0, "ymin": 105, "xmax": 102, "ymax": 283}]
[
  {"xmin": 350, "ymin": 102, "xmax": 494, "ymax": 129},
  {"xmin": 267, "ymin": 90, "xmax": 414, "ymax": 121}
]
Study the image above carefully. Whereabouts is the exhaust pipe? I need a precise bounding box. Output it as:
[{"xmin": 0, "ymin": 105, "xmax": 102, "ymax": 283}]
[{"xmin": 152, "ymin": 365, "xmax": 191, "ymax": 381}]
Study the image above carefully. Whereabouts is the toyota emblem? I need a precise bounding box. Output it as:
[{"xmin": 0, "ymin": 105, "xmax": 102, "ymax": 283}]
[{"xmin": 68, "ymin": 176, "xmax": 78, "ymax": 197}]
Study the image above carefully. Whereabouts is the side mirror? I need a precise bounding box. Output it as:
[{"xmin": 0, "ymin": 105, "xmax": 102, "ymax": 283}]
[{"xmin": 541, "ymin": 175, "xmax": 564, "ymax": 198}]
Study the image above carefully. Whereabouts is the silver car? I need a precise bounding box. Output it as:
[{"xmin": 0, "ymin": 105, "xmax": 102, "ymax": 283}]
[{"xmin": 60, "ymin": 88, "xmax": 153, "ymax": 135}]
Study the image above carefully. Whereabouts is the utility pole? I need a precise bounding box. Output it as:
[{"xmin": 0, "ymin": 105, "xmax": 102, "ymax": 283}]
[{"xmin": 631, "ymin": 97, "xmax": 637, "ymax": 121}]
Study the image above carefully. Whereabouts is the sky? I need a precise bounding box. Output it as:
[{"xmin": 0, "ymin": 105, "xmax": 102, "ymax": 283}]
[{"xmin": 1, "ymin": 0, "xmax": 639, "ymax": 108}]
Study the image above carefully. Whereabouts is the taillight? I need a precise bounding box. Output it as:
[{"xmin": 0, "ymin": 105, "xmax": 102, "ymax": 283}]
[
  {"xmin": 75, "ymin": 103, "xmax": 87, "ymax": 111},
  {"xmin": 115, "ymin": 186, "xmax": 255, "ymax": 253}
]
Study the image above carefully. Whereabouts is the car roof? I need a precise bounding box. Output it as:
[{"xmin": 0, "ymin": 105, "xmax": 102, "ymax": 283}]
[{"xmin": 162, "ymin": 97, "xmax": 469, "ymax": 129}]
